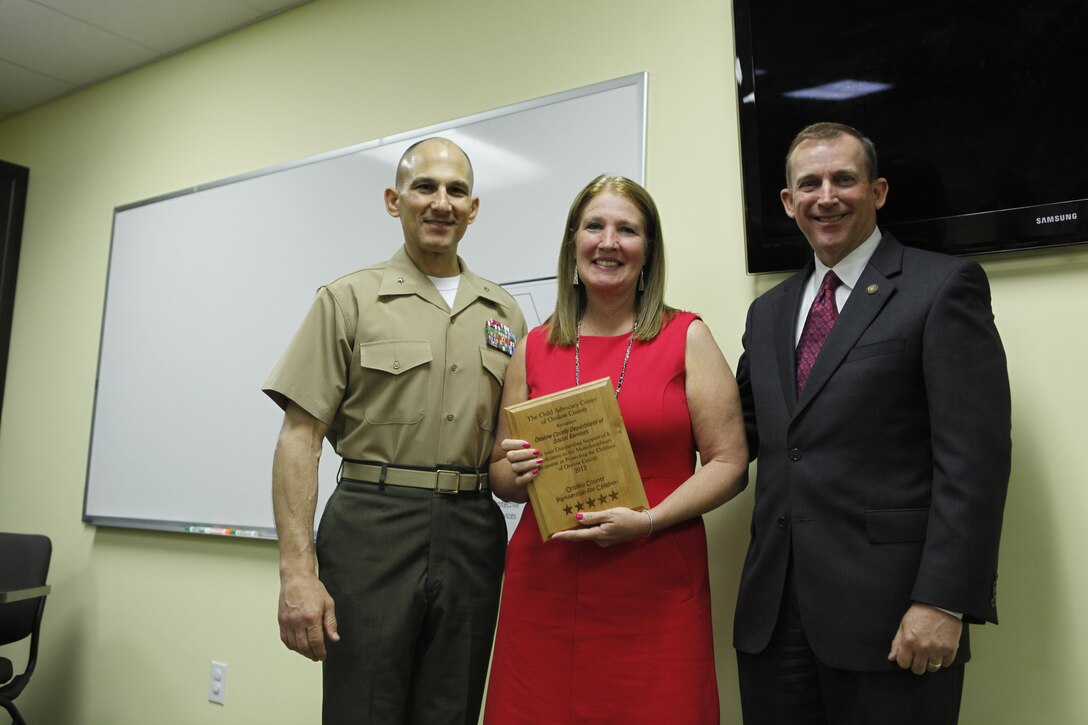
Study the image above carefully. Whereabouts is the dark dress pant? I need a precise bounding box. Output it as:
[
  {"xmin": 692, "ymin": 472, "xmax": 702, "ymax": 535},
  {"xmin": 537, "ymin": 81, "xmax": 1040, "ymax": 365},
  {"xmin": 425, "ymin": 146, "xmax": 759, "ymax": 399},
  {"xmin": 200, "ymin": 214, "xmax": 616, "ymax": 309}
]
[
  {"xmin": 316, "ymin": 479, "xmax": 506, "ymax": 724},
  {"xmin": 737, "ymin": 560, "xmax": 964, "ymax": 725}
]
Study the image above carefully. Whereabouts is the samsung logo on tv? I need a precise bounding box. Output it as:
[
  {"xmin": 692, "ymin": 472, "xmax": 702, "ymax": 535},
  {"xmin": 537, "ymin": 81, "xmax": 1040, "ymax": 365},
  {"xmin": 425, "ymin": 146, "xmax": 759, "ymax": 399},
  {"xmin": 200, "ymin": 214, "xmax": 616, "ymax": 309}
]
[{"xmin": 1036, "ymin": 213, "xmax": 1078, "ymax": 225}]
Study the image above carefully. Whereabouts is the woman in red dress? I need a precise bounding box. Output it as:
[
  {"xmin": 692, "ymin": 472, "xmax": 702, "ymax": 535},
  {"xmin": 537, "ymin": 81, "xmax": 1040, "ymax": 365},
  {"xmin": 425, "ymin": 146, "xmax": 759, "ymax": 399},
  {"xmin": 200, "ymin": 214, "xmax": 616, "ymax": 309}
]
[{"xmin": 484, "ymin": 175, "xmax": 749, "ymax": 723}]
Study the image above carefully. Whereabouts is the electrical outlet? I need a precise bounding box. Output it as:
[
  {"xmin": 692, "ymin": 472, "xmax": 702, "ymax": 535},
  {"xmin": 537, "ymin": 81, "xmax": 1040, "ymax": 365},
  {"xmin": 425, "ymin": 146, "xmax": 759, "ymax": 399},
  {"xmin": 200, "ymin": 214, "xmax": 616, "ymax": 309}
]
[{"xmin": 208, "ymin": 661, "xmax": 228, "ymax": 705}]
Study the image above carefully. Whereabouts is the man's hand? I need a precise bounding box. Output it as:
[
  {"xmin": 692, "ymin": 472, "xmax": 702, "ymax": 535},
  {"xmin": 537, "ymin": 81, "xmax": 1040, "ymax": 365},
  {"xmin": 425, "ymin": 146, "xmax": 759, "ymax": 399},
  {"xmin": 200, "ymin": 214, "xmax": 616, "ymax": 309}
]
[
  {"xmin": 887, "ymin": 603, "xmax": 961, "ymax": 675},
  {"xmin": 272, "ymin": 402, "xmax": 335, "ymax": 661},
  {"xmin": 278, "ymin": 572, "xmax": 339, "ymax": 661}
]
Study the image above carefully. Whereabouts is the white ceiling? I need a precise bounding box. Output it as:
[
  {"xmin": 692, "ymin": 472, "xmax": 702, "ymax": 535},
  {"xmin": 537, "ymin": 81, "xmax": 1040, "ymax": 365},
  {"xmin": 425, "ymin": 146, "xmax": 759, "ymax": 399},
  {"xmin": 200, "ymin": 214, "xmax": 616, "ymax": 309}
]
[{"xmin": 0, "ymin": 0, "xmax": 312, "ymax": 121}]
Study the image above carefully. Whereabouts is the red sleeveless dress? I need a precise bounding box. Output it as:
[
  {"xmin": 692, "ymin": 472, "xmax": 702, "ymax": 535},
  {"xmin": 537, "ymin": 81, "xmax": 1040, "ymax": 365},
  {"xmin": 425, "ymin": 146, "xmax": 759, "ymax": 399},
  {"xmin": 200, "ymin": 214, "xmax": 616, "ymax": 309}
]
[{"xmin": 485, "ymin": 311, "xmax": 719, "ymax": 724}]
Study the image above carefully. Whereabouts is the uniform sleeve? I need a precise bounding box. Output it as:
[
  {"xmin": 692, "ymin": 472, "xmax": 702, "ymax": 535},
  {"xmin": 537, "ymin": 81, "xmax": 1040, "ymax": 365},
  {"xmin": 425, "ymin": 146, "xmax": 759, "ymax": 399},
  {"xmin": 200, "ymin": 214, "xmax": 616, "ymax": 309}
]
[{"xmin": 262, "ymin": 286, "xmax": 353, "ymax": 426}]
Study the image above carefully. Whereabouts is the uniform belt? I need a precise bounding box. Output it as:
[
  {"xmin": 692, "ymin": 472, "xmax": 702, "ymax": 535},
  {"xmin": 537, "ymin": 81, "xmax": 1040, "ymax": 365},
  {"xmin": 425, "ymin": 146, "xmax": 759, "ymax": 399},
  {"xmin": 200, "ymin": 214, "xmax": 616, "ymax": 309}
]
[{"xmin": 339, "ymin": 461, "xmax": 489, "ymax": 494}]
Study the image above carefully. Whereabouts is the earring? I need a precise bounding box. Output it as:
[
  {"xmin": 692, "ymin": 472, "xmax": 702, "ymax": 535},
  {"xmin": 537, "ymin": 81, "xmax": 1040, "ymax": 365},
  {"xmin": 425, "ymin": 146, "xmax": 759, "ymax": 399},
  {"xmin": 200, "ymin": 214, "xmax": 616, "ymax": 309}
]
[
  {"xmin": 638, "ymin": 269, "xmax": 645, "ymax": 292},
  {"xmin": 573, "ymin": 267, "xmax": 580, "ymax": 286}
]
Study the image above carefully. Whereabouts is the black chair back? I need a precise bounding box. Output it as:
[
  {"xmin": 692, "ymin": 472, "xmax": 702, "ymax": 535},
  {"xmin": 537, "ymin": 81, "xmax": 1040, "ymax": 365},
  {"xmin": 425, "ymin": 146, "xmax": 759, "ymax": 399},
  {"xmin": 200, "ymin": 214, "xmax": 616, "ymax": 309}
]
[{"xmin": 0, "ymin": 532, "xmax": 52, "ymax": 724}]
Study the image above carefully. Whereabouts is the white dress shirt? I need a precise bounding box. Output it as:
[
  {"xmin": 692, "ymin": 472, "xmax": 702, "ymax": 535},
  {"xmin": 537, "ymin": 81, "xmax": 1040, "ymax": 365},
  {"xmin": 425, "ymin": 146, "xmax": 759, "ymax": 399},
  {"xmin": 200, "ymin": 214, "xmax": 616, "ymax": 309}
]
[{"xmin": 794, "ymin": 227, "xmax": 882, "ymax": 344}]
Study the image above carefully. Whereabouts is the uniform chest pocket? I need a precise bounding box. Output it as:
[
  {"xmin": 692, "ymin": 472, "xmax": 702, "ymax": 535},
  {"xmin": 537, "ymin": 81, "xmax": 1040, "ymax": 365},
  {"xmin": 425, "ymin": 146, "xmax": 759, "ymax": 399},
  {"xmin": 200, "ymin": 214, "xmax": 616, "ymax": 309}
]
[
  {"xmin": 359, "ymin": 339, "xmax": 432, "ymax": 424},
  {"xmin": 477, "ymin": 346, "xmax": 510, "ymax": 431}
]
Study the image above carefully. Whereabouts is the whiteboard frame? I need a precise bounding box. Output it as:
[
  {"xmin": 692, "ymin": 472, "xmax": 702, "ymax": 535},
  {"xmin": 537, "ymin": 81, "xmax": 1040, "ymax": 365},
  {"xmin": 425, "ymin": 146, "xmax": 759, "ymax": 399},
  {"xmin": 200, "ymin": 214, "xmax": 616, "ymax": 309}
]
[{"xmin": 83, "ymin": 73, "xmax": 647, "ymax": 540}]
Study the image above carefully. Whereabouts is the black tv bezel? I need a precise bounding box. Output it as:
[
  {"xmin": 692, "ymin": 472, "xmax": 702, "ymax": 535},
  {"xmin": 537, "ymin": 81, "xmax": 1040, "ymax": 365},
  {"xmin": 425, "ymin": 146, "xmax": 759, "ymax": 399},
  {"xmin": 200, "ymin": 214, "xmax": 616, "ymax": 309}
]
[{"xmin": 732, "ymin": 1, "xmax": 1088, "ymax": 275}]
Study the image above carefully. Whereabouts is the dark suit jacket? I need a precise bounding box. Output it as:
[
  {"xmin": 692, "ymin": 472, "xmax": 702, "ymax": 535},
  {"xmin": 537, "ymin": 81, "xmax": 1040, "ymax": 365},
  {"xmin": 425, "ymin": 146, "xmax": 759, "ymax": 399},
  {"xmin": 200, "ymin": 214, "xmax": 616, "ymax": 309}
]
[{"xmin": 733, "ymin": 231, "xmax": 1011, "ymax": 671}]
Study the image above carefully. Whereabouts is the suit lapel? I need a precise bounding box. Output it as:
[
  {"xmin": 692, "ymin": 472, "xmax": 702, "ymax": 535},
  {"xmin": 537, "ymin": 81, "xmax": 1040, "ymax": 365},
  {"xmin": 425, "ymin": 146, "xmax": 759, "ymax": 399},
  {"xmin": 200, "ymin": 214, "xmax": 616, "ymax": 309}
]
[
  {"xmin": 772, "ymin": 263, "xmax": 812, "ymax": 418},
  {"xmin": 794, "ymin": 233, "xmax": 905, "ymax": 415}
]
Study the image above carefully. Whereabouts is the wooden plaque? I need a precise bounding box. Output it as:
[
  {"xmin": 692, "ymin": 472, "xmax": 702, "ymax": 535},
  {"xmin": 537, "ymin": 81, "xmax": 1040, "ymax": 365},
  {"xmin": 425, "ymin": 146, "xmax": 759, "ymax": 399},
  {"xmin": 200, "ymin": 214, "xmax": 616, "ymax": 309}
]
[{"xmin": 505, "ymin": 377, "xmax": 648, "ymax": 541}]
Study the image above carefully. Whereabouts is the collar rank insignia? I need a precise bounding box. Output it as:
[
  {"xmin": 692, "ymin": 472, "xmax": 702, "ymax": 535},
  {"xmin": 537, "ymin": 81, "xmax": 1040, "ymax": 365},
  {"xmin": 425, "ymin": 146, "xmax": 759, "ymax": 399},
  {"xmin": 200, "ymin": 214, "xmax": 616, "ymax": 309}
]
[{"xmin": 485, "ymin": 319, "xmax": 517, "ymax": 356}]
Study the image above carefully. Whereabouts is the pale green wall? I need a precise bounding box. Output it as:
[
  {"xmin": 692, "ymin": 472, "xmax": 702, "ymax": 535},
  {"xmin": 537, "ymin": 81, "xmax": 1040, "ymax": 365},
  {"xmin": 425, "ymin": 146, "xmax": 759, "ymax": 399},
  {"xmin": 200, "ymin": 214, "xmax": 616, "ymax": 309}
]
[{"xmin": 0, "ymin": 0, "xmax": 1084, "ymax": 722}]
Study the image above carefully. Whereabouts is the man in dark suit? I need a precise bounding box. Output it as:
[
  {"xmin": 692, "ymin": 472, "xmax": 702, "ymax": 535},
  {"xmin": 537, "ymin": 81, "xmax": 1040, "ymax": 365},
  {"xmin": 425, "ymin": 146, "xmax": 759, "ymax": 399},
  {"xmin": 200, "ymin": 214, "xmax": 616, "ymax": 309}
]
[{"xmin": 733, "ymin": 122, "xmax": 1011, "ymax": 724}]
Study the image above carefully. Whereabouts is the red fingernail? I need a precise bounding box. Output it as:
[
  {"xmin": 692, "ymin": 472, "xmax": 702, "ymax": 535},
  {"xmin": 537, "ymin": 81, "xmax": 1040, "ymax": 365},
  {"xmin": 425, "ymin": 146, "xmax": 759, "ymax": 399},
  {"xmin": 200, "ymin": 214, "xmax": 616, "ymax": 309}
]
[
  {"xmin": 575, "ymin": 513, "xmax": 583, "ymax": 520},
  {"xmin": 535, "ymin": 458, "xmax": 543, "ymax": 464},
  {"xmin": 522, "ymin": 442, "xmax": 532, "ymax": 448},
  {"xmin": 532, "ymin": 449, "xmax": 541, "ymax": 456},
  {"xmin": 531, "ymin": 469, "xmax": 539, "ymax": 476}
]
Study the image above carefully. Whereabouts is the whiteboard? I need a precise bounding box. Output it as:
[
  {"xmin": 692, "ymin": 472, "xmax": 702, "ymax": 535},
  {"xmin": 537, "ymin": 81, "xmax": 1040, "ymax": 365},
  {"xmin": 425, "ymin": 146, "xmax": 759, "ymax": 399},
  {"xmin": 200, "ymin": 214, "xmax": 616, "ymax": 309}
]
[{"xmin": 83, "ymin": 74, "xmax": 647, "ymax": 539}]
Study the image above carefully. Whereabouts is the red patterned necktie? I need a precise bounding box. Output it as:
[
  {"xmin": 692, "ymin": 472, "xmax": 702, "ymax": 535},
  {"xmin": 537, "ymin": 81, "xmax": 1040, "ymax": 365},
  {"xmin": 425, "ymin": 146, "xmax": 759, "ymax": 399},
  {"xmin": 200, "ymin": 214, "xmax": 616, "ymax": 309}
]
[{"xmin": 795, "ymin": 270, "xmax": 842, "ymax": 397}]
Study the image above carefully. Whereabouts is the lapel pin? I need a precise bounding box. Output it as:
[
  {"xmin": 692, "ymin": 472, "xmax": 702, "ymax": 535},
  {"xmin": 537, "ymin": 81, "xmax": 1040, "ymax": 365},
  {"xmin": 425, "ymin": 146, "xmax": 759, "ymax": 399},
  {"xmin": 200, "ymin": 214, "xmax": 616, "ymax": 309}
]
[{"xmin": 866, "ymin": 284, "xmax": 879, "ymax": 295}]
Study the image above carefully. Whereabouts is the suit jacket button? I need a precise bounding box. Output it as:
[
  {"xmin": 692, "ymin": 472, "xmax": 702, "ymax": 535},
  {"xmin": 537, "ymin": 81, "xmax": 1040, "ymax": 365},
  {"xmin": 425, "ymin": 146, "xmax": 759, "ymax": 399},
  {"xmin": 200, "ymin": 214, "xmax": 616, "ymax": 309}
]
[
  {"xmin": 789, "ymin": 448, "xmax": 802, "ymax": 461},
  {"xmin": 777, "ymin": 516, "xmax": 788, "ymax": 529}
]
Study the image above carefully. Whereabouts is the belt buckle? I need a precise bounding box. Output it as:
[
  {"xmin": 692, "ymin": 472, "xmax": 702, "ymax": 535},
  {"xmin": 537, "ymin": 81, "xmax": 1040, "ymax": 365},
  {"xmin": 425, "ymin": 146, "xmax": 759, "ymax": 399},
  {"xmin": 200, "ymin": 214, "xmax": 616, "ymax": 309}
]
[{"xmin": 434, "ymin": 469, "xmax": 462, "ymax": 494}]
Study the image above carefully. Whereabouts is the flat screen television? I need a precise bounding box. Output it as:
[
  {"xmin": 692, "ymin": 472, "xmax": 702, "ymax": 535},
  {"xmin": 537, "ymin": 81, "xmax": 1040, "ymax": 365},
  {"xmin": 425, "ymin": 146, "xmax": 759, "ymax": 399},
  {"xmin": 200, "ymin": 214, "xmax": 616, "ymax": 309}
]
[{"xmin": 733, "ymin": 1, "xmax": 1088, "ymax": 274}]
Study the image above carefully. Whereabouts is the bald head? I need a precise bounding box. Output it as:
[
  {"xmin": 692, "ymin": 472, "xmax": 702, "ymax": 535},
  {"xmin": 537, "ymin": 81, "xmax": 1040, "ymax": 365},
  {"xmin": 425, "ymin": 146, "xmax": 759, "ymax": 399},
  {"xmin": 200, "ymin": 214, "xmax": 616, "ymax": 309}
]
[
  {"xmin": 395, "ymin": 137, "xmax": 475, "ymax": 192},
  {"xmin": 384, "ymin": 136, "xmax": 480, "ymax": 277}
]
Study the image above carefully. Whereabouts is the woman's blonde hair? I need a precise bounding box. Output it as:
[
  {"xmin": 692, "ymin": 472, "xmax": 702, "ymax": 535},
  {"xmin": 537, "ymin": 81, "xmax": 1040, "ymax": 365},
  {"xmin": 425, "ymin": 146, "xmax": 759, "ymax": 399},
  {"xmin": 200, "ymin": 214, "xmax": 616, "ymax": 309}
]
[{"xmin": 548, "ymin": 174, "xmax": 673, "ymax": 346}]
